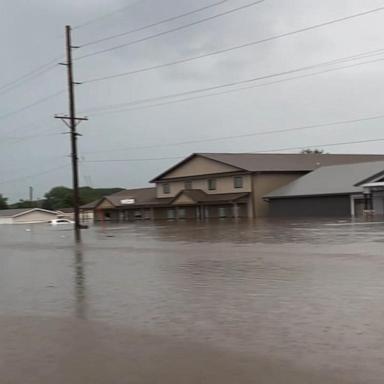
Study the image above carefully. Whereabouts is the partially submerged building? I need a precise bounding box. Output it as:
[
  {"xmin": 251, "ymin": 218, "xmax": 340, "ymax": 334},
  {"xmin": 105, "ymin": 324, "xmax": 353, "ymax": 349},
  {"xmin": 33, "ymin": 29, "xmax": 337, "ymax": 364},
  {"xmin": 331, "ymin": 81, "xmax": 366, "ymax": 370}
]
[
  {"xmin": 91, "ymin": 153, "xmax": 384, "ymax": 221},
  {"xmin": 0, "ymin": 208, "xmax": 60, "ymax": 224},
  {"xmin": 264, "ymin": 161, "xmax": 384, "ymax": 217}
]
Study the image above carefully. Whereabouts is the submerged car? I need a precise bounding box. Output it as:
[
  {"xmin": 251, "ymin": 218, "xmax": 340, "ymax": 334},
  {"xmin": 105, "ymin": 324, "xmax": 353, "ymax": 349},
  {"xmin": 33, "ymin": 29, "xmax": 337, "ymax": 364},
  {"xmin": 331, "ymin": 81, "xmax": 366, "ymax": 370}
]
[{"xmin": 50, "ymin": 218, "xmax": 75, "ymax": 225}]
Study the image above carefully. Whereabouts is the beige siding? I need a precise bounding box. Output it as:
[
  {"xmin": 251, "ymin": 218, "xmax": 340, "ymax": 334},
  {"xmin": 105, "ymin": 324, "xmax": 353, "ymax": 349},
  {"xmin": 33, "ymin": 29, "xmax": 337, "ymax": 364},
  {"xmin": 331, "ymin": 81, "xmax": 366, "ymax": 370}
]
[
  {"xmin": 13, "ymin": 211, "xmax": 57, "ymax": 224},
  {"xmin": 97, "ymin": 199, "xmax": 115, "ymax": 209},
  {"xmin": 157, "ymin": 175, "xmax": 252, "ymax": 198},
  {"xmin": 163, "ymin": 156, "xmax": 239, "ymax": 179},
  {"xmin": 0, "ymin": 217, "xmax": 13, "ymax": 225},
  {"xmin": 172, "ymin": 194, "xmax": 196, "ymax": 205},
  {"xmin": 252, "ymin": 173, "xmax": 304, "ymax": 217}
]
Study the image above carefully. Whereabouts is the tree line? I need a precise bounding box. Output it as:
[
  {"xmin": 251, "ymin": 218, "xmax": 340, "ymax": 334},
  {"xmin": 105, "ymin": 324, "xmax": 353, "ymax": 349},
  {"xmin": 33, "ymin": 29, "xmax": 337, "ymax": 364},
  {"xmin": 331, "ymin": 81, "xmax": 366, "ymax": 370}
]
[{"xmin": 0, "ymin": 186, "xmax": 123, "ymax": 210}]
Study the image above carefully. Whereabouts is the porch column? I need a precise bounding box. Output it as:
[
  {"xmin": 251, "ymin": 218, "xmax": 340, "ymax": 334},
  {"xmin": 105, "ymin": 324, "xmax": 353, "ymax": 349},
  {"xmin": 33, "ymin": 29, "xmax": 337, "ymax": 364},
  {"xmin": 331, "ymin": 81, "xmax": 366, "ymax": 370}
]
[
  {"xmin": 364, "ymin": 192, "xmax": 370, "ymax": 210},
  {"xmin": 350, "ymin": 196, "xmax": 355, "ymax": 217},
  {"xmin": 233, "ymin": 203, "xmax": 239, "ymax": 218}
]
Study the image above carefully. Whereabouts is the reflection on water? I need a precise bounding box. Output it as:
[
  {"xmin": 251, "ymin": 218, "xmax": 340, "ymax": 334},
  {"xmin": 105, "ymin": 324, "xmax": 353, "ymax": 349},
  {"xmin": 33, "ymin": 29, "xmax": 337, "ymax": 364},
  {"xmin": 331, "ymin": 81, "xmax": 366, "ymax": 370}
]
[
  {"xmin": 1, "ymin": 218, "xmax": 384, "ymax": 383},
  {"xmin": 74, "ymin": 245, "xmax": 86, "ymax": 319}
]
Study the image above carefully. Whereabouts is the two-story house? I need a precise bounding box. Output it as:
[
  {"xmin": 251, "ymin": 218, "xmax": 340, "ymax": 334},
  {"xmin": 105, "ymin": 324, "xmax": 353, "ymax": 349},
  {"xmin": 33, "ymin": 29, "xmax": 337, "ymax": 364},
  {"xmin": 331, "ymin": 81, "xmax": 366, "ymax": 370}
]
[{"xmin": 90, "ymin": 153, "xmax": 384, "ymax": 221}]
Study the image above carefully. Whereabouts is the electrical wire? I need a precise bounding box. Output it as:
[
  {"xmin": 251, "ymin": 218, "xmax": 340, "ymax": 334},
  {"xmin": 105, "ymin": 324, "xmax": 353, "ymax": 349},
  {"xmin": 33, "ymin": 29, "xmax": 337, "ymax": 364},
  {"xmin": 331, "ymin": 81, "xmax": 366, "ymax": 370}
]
[
  {"xmin": 81, "ymin": 0, "xmax": 232, "ymax": 47},
  {"xmin": 0, "ymin": 164, "xmax": 69, "ymax": 185},
  {"xmin": 84, "ymin": 156, "xmax": 184, "ymax": 163},
  {"xmin": 73, "ymin": 0, "xmax": 146, "ymax": 30},
  {"xmin": 83, "ymin": 46, "xmax": 384, "ymax": 84},
  {"xmin": 82, "ymin": 112, "xmax": 384, "ymax": 154},
  {"xmin": 76, "ymin": 0, "xmax": 266, "ymax": 60},
  {"xmin": 0, "ymin": 132, "xmax": 63, "ymax": 147},
  {"xmin": 257, "ymin": 137, "xmax": 384, "ymax": 153},
  {"xmin": 0, "ymin": 90, "xmax": 65, "ymax": 122},
  {"xmin": 80, "ymin": 54, "xmax": 384, "ymax": 115},
  {"xmin": 82, "ymin": 137, "xmax": 384, "ymax": 163},
  {"xmin": 76, "ymin": 3, "xmax": 384, "ymax": 61},
  {"xmin": 0, "ymin": 56, "xmax": 62, "ymax": 96}
]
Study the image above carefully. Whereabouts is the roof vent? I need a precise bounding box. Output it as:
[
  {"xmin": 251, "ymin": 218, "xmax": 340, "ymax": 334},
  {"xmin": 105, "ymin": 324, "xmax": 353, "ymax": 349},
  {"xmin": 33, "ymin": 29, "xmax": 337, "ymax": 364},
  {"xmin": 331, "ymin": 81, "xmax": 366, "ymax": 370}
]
[{"xmin": 120, "ymin": 198, "xmax": 135, "ymax": 205}]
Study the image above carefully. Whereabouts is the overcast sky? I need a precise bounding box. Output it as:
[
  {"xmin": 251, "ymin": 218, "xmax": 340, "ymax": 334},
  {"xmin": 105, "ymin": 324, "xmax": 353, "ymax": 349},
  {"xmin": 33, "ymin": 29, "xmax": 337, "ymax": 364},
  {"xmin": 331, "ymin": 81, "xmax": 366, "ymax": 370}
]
[{"xmin": 1, "ymin": 0, "xmax": 384, "ymax": 202}]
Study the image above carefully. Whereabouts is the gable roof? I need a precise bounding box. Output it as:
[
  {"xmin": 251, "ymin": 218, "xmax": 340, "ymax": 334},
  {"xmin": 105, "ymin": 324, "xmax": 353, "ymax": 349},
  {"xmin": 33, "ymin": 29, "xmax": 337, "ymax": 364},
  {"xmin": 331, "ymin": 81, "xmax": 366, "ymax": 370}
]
[
  {"xmin": 102, "ymin": 187, "xmax": 157, "ymax": 207},
  {"xmin": 265, "ymin": 161, "xmax": 384, "ymax": 199},
  {"xmin": 80, "ymin": 200, "xmax": 102, "ymax": 210},
  {"xmin": 0, "ymin": 208, "xmax": 59, "ymax": 218},
  {"xmin": 94, "ymin": 187, "xmax": 173, "ymax": 208},
  {"xmin": 170, "ymin": 189, "xmax": 249, "ymax": 204},
  {"xmin": 150, "ymin": 153, "xmax": 384, "ymax": 181}
]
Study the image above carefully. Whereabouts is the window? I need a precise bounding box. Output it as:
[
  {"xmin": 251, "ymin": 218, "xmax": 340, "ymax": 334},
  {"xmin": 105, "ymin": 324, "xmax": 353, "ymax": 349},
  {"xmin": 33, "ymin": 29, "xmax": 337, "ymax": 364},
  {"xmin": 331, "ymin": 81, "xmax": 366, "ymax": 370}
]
[
  {"xmin": 184, "ymin": 180, "xmax": 192, "ymax": 190},
  {"xmin": 218, "ymin": 207, "xmax": 227, "ymax": 218},
  {"xmin": 162, "ymin": 183, "xmax": 170, "ymax": 194},
  {"xmin": 208, "ymin": 178, "xmax": 216, "ymax": 190},
  {"xmin": 167, "ymin": 209, "xmax": 176, "ymax": 219},
  {"xmin": 178, "ymin": 208, "xmax": 186, "ymax": 219},
  {"xmin": 234, "ymin": 176, "xmax": 243, "ymax": 189}
]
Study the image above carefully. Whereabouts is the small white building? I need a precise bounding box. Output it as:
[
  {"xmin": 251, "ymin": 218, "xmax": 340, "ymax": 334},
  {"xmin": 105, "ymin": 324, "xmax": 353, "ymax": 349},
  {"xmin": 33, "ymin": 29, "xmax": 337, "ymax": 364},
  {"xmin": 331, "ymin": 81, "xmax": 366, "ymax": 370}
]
[{"xmin": 0, "ymin": 208, "xmax": 60, "ymax": 224}]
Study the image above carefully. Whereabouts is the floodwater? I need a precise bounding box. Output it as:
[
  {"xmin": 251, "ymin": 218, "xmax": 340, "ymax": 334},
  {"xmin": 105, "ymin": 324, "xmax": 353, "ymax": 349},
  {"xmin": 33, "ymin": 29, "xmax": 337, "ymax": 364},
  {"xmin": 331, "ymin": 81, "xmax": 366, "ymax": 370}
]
[{"xmin": 1, "ymin": 219, "xmax": 384, "ymax": 383}]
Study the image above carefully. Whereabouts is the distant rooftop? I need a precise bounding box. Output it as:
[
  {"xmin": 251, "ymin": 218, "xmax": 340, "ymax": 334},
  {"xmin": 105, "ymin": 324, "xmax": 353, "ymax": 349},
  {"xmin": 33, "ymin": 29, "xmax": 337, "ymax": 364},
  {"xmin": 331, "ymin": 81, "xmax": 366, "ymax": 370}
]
[
  {"xmin": 265, "ymin": 161, "xmax": 384, "ymax": 199},
  {"xmin": 0, "ymin": 208, "xmax": 58, "ymax": 218}
]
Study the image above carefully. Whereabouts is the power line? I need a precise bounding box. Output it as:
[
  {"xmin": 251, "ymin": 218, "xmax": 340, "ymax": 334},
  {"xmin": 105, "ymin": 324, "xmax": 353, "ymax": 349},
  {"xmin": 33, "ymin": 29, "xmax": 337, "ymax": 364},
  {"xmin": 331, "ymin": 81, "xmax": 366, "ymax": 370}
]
[
  {"xmin": 0, "ymin": 164, "xmax": 69, "ymax": 186},
  {"xmin": 84, "ymin": 156, "xmax": 185, "ymax": 163},
  {"xmin": 81, "ymin": 54, "xmax": 384, "ymax": 115},
  {"xmin": 83, "ymin": 112, "xmax": 384, "ymax": 154},
  {"xmin": 1, "ymin": 118, "xmax": 63, "ymax": 137},
  {"xmin": 82, "ymin": 137, "xmax": 384, "ymax": 163},
  {"xmin": 0, "ymin": 90, "xmax": 65, "ymax": 122},
  {"xmin": 81, "ymin": 0, "xmax": 232, "ymax": 47},
  {"xmin": 0, "ymin": 56, "xmax": 62, "ymax": 96},
  {"xmin": 73, "ymin": 0, "xmax": 146, "ymax": 30},
  {"xmin": 1, "ymin": 131, "xmax": 61, "ymax": 142},
  {"xmin": 76, "ymin": 0, "xmax": 266, "ymax": 60},
  {"xmin": 76, "ymin": 3, "xmax": 384, "ymax": 61},
  {"xmin": 258, "ymin": 137, "xmax": 384, "ymax": 153},
  {"xmin": 0, "ymin": 131, "xmax": 63, "ymax": 147},
  {"xmin": 83, "ymin": 46, "xmax": 384, "ymax": 84}
]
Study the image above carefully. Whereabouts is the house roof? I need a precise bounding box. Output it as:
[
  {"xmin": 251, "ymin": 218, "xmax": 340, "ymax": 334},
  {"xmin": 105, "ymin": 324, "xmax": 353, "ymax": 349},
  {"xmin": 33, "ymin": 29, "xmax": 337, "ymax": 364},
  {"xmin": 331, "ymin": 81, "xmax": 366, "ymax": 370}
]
[
  {"xmin": 265, "ymin": 161, "xmax": 384, "ymax": 199},
  {"xmin": 90, "ymin": 187, "xmax": 249, "ymax": 210},
  {"xmin": 94, "ymin": 187, "xmax": 173, "ymax": 208},
  {"xmin": 151, "ymin": 153, "xmax": 384, "ymax": 181},
  {"xmin": 57, "ymin": 208, "xmax": 74, "ymax": 213},
  {"xmin": 0, "ymin": 208, "xmax": 59, "ymax": 218},
  {"xmin": 103, "ymin": 187, "xmax": 158, "ymax": 207},
  {"xmin": 172, "ymin": 189, "xmax": 249, "ymax": 204},
  {"xmin": 80, "ymin": 200, "xmax": 102, "ymax": 210}
]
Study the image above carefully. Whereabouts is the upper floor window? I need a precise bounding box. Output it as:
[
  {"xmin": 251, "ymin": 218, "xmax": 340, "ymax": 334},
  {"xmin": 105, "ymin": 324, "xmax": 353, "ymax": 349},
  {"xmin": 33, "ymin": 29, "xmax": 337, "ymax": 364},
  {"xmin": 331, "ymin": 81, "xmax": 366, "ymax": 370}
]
[
  {"xmin": 208, "ymin": 178, "xmax": 216, "ymax": 190},
  {"xmin": 184, "ymin": 180, "xmax": 192, "ymax": 190},
  {"xmin": 234, "ymin": 176, "xmax": 243, "ymax": 189},
  {"xmin": 162, "ymin": 183, "xmax": 170, "ymax": 194}
]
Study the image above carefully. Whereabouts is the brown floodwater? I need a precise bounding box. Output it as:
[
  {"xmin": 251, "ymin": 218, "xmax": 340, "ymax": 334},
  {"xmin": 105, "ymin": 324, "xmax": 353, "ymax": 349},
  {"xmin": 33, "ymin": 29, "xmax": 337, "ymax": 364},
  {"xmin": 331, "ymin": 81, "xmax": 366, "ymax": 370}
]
[{"xmin": 1, "ymin": 218, "xmax": 384, "ymax": 383}]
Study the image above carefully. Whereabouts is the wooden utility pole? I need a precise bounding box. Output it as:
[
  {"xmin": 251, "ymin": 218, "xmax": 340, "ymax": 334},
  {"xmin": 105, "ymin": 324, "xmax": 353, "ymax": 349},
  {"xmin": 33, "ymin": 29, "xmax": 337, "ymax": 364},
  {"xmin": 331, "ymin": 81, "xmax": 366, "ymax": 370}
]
[{"xmin": 55, "ymin": 25, "xmax": 88, "ymax": 242}]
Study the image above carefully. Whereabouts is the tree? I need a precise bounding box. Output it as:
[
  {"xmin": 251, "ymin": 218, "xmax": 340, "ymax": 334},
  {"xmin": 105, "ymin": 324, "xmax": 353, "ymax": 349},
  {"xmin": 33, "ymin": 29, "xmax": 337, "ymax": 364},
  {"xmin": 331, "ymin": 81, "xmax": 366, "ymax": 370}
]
[
  {"xmin": 43, "ymin": 186, "xmax": 73, "ymax": 210},
  {"xmin": 12, "ymin": 199, "xmax": 38, "ymax": 209},
  {"xmin": 300, "ymin": 149, "xmax": 325, "ymax": 154},
  {"xmin": 0, "ymin": 194, "xmax": 8, "ymax": 210},
  {"xmin": 41, "ymin": 186, "xmax": 124, "ymax": 210}
]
